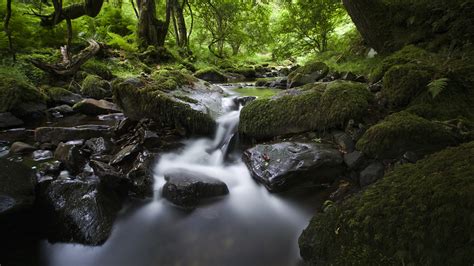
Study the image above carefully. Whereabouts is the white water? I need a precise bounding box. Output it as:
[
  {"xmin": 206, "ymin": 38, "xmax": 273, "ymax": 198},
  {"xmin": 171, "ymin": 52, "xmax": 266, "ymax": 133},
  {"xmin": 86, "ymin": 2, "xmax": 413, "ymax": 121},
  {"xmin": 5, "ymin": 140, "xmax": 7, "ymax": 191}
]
[{"xmin": 41, "ymin": 84, "xmax": 319, "ymax": 266}]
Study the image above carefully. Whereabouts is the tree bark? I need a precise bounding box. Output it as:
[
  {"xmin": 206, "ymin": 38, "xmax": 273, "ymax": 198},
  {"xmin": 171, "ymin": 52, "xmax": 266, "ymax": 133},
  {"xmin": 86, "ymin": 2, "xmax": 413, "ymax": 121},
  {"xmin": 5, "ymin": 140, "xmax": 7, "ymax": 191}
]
[
  {"xmin": 40, "ymin": 0, "xmax": 104, "ymax": 27},
  {"xmin": 138, "ymin": 0, "xmax": 171, "ymax": 48},
  {"xmin": 342, "ymin": 0, "xmax": 390, "ymax": 53},
  {"xmin": 3, "ymin": 0, "xmax": 15, "ymax": 62}
]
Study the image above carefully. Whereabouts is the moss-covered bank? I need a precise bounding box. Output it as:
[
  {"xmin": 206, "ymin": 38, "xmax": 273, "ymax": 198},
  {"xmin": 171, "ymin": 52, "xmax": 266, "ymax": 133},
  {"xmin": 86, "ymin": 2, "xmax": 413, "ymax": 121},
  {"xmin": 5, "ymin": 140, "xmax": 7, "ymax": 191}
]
[{"xmin": 299, "ymin": 141, "xmax": 474, "ymax": 265}]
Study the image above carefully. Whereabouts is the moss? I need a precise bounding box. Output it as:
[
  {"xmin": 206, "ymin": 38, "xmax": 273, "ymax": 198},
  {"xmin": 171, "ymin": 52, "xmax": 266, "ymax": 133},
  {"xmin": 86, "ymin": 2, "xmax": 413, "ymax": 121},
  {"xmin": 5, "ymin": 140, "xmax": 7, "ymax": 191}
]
[
  {"xmin": 0, "ymin": 66, "xmax": 46, "ymax": 112},
  {"xmin": 319, "ymin": 81, "xmax": 374, "ymax": 129},
  {"xmin": 299, "ymin": 141, "xmax": 474, "ymax": 266},
  {"xmin": 112, "ymin": 80, "xmax": 215, "ymax": 136},
  {"xmin": 239, "ymin": 81, "xmax": 373, "ymax": 140},
  {"xmin": 255, "ymin": 78, "xmax": 273, "ymax": 87},
  {"xmin": 81, "ymin": 75, "xmax": 111, "ymax": 99},
  {"xmin": 81, "ymin": 60, "xmax": 113, "ymax": 80},
  {"xmin": 149, "ymin": 69, "xmax": 196, "ymax": 92},
  {"xmin": 40, "ymin": 86, "xmax": 75, "ymax": 104},
  {"xmin": 382, "ymin": 63, "xmax": 434, "ymax": 108},
  {"xmin": 356, "ymin": 111, "xmax": 458, "ymax": 159},
  {"xmin": 227, "ymin": 66, "xmax": 257, "ymax": 78},
  {"xmin": 370, "ymin": 45, "xmax": 437, "ymax": 82}
]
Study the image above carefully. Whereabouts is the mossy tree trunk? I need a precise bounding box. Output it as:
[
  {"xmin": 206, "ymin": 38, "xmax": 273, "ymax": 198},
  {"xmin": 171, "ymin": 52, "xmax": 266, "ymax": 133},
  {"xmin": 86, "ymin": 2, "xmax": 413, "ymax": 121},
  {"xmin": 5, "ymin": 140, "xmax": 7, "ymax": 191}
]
[
  {"xmin": 170, "ymin": 0, "xmax": 189, "ymax": 50},
  {"xmin": 3, "ymin": 0, "xmax": 15, "ymax": 62},
  {"xmin": 342, "ymin": 0, "xmax": 391, "ymax": 53},
  {"xmin": 138, "ymin": 0, "xmax": 171, "ymax": 48},
  {"xmin": 39, "ymin": 0, "xmax": 104, "ymax": 27}
]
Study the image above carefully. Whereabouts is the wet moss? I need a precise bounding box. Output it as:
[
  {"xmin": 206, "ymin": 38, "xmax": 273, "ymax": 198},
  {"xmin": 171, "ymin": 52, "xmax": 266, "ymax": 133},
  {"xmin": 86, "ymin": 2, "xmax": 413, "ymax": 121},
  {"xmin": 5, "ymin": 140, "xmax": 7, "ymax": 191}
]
[
  {"xmin": 356, "ymin": 111, "xmax": 458, "ymax": 159},
  {"xmin": 81, "ymin": 75, "xmax": 111, "ymax": 99},
  {"xmin": 239, "ymin": 81, "xmax": 373, "ymax": 140},
  {"xmin": 0, "ymin": 67, "xmax": 46, "ymax": 112},
  {"xmin": 382, "ymin": 63, "xmax": 434, "ymax": 108},
  {"xmin": 112, "ymin": 79, "xmax": 215, "ymax": 136},
  {"xmin": 299, "ymin": 141, "xmax": 474, "ymax": 266}
]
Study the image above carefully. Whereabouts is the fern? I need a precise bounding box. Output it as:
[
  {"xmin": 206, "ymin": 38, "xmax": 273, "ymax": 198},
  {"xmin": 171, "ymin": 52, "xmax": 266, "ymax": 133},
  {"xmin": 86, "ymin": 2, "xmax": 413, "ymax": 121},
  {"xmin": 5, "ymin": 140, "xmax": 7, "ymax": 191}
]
[
  {"xmin": 107, "ymin": 32, "xmax": 138, "ymax": 52},
  {"xmin": 427, "ymin": 78, "xmax": 449, "ymax": 98}
]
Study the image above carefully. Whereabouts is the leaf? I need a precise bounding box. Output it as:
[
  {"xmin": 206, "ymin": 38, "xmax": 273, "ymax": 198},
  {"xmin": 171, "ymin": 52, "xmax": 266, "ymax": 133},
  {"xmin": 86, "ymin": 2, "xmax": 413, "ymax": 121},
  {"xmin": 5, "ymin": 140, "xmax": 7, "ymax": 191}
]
[{"xmin": 427, "ymin": 78, "xmax": 449, "ymax": 99}]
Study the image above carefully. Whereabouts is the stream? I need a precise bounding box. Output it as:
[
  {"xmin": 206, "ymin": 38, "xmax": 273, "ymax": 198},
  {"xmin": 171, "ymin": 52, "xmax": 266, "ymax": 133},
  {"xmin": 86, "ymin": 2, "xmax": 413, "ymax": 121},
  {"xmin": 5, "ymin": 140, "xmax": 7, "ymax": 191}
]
[{"xmin": 39, "ymin": 84, "xmax": 323, "ymax": 266}]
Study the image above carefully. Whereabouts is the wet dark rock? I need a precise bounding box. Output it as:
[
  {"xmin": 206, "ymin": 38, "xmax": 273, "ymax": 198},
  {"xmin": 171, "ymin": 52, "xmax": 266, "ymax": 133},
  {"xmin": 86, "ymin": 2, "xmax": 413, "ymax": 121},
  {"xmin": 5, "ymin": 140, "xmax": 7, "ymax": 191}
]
[
  {"xmin": 341, "ymin": 71, "xmax": 357, "ymax": 81},
  {"xmin": 35, "ymin": 125, "xmax": 111, "ymax": 145},
  {"xmin": 140, "ymin": 130, "xmax": 160, "ymax": 150},
  {"xmin": 162, "ymin": 171, "xmax": 229, "ymax": 208},
  {"xmin": 114, "ymin": 118, "xmax": 138, "ymax": 136},
  {"xmin": 12, "ymin": 102, "xmax": 47, "ymax": 119},
  {"xmin": 243, "ymin": 142, "xmax": 344, "ymax": 192},
  {"xmin": 110, "ymin": 144, "xmax": 141, "ymax": 165},
  {"xmin": 50, "ymin": 92, "xmax": 83, "ymax": 106},
  {"xmin": 9, "ymin": 142, "xmax": 36, "ymax": 154},
  {"xmin": 37, "ymin": 161, "xmax": 63, "ymax": 177},
  {"xmin": 73, "ymin": 99, "xmax": 121, "ymax": 116},
  {"xmin": 32, "ymin": 150, "xmax": 54, "ymax": 162},
  {"xmin": 0, "ymin": 112, "xmax": 24, "ymax": 129},
  {"xmin": 127, "ymin": 151, "xmax": 155, "ymax": 198},
  {"xmin": 0, "ymin": 158, "xmax": 35, "ymax": 216},
  {"xmin": 359, "ymin": 162, "xmax": 385, "ymax": 187},
  {"xmin": 54, "ymin": 142, "xmax": 88, "ymax": 174},
  {"xmin": 401, "ymin": 151, "xmax": 419, "ymax": 164},
  {"xmin": 233, "ymin": 96, "xmax": 256, "ymax": 108},
  {"xmin": 38, "ymin": 179, "xmax": 122, "ymax": 245},
  {"xmin": 85, "ymin": 137, "xmax": 113, "ymax": 155},
  {"xmin": 255, "ymin": 77, "xmax": 287, "ymax": 89},
  {"xmin": 343, "ymin": 151, "xmax": 365, "ymax": 170},
  {"xmin": 369, "ymin": 81, "xmax": 383, "ymax": 93},
  {"xmin": 332, "ymin": 131, "xmax": 355, "ymax": 152},
  {"xmin": 287, "ymin": 62, "xmax": 329, "ymax": 88},
  {"xmin": 90, "ymin": 160, "xmax": 127, "ymax": 194}
]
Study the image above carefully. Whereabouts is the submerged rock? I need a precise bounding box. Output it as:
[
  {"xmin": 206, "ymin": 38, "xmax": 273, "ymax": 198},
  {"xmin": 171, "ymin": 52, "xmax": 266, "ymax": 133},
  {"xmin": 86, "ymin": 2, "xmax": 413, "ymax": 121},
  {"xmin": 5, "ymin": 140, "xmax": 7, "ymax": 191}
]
[
  {"xmin": 0, "ymin": 159, "xmax": 35, "ymax": 216},
  {"xmin": 243, "ymin": 142, "xmax": 344, "ymax": 192},
  {"xmin": 162, "ymin": 171, "xmax": 229, "ymax": 208},
  {"xmin": 38, "ymin": 179, "xmax": 122, "ymax": 245}
]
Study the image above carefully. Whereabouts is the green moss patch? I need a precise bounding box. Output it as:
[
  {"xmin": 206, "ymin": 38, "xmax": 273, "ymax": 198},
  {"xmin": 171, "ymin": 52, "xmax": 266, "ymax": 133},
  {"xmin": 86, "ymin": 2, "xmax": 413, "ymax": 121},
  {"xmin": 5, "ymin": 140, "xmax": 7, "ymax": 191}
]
[
  {"xmin": 0, "ymin": 67, "xmax": 46, "ymax": 113},
  {"xmin": 239, "ymin": 81, "xmax": 373, "ymax": 140},
  {"xmin": 300, "ymin": 141, "xmax": 474, "ymax": 265},
  {"xmin": 81, "ymin": 75, "xmax": 111, "ymax": 99},
  {"xmin": 356, "ymin": 111, "xmax": 458, "ymax": 159}
]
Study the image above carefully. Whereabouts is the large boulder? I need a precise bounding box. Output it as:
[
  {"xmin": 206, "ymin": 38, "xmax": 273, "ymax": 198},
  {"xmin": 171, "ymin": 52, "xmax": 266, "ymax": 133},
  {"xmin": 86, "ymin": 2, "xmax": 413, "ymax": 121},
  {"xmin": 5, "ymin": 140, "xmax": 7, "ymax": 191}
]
[
  {"xmin": 239, "ymin": 81, "xmax": 374, "ymax": 140},
  {"xmin": 299, "ymin": 141, "xmax": 474, "ymax": 265},
  {"xmin": 287, "ymin": 61, "xmax": 329, "ymax": 88},
  {"xmin": 38, "ymin": 179, "xmax": 122, "ymax": 245},
  {"xmin": 0, "ymin": 159, "xmax": 35, "ymax": 216},
  {"xmin": 162, "ymin": 171, "xmax": 229, "ymax": 208},
  {"xmin": 356, "ymin": 111, "xmax": 458, "ymax": 159},
  {"xmin": 113, "ymin": 72, "xmax": 220, "ymax": 136},
  {"xmin": 243, "ymin": 142, "xmax": 344, "ymax": 192},
  {"xmin": 35, "ymin": 125, "xmax": 111, "ymax": 145},
  {"xmin": 73, "ymin": 99, "xmax": 121, "ymax": 116},
  {"xmin": 80, "ymin": 75, "xmax": 111, "ymax": 99}
]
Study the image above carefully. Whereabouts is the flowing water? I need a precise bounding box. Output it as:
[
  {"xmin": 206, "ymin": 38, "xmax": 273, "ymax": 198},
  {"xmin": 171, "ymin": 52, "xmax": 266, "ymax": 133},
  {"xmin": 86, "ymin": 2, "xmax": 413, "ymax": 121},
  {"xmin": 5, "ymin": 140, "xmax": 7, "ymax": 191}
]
[{"xmin": 40, "ymin": 84, "xmax": 322, "ymax": 266}]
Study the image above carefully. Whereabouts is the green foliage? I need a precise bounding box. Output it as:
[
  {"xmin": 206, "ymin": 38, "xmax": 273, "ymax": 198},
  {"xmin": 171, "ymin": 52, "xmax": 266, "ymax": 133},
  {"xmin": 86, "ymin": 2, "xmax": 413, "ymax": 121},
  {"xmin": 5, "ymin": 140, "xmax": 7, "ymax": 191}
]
[
  {"xmin": 427, "ymin": 78, "xmax": 449, "ymax": 99},
  {"xmin": 0, "ymin": 66, "xmax": 46, "ymax": 112},
  {"xmin": 300, "ymin": 141, "xmax": 474, "ymax": 265},
  {"xmin": 356, "ymin": 111, "xmax": 458, "ymax": 159}
]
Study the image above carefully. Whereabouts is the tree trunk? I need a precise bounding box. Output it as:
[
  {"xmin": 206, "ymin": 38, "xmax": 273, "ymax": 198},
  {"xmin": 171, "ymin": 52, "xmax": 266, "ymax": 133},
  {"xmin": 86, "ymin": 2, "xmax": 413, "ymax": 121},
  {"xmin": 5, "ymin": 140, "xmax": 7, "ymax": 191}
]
[
  {"xmin": 138, "ymin": 0, "xmax": 171, "ymax": 48},
  {"xmin": 342, "ymin": 0, "xmax": 390, "ymax": 53},
  {"xmin": 3, "ymin": 0, "xmax": 15, "ymax": 62},
  {"xmin": 40, "ymin": 0, "xmax": 104, "ymax": 27}
]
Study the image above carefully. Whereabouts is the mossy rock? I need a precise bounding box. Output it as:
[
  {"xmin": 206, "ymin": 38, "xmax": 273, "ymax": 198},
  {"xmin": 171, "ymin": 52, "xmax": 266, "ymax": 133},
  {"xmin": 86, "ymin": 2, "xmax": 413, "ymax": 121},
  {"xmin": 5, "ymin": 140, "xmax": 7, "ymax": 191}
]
[
  {"xmin": 370, "ymin": 45, "xmax": 438, "ymax": 82},
  {"xmin": 81, "ymin": 75, "xmax": 111, "ymax": 99},
  {"xmin": 0, "ymin": 67, "xmax": 46, "ymax": 113},
  {"xmin": 81, "ymin": 60, "xmax": 113, "ymax": 80},
  {"xmin": 287, "ymin": 61, "xmax": 329, "ymax": 88},
  {"xmin": 150, "ymin": 69, "xmax": 196, "ymax": 92},
  {"xmin": 356, "ymin": 111, "xmax": 458, "ymax": 159},
  {"xmin": 40, "ymin": 86, "xmax": 82, "ymax": 106},
  {"xmin": 113, "ymin": 79, "xmax": 216, "ymax": 136},
  {"xmin": 382, "ymin": 63, "xmax": 435, "ymax": 108},
  {"xmin": 239, "ymin": 81, "xmax": 373, "ymax": 140},
  {"xmin": 299, "ymin": 141, "xmax": 474, "ymax": 265},
  {"xmin": 227, "ymin": 66, "xmax": 257, "ymax": 79},
  {"xmin": 194, "ymin": 67, "xmax": 227, "ymax": 83}
]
